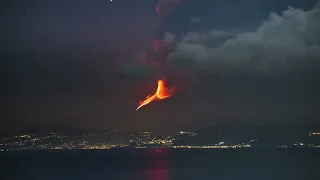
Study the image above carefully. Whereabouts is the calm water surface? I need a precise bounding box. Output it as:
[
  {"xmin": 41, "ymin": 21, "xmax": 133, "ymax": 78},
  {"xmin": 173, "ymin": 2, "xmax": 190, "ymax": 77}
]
[{"xmin": 1, "ymin": 149, "xmax": 319, "ymax": 180}]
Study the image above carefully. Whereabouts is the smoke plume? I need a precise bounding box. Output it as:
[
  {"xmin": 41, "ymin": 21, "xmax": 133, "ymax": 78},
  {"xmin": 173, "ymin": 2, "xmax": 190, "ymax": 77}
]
[{"xmin": 171, "ymin": 3, "xmax": 320, "ymax": 75}]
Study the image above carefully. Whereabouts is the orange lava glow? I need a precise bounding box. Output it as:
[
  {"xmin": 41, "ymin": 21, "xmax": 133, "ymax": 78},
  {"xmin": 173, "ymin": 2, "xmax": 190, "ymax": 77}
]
[{"xmin": 136, "ymin": 80, "xmax": 173, "ymax": 110}]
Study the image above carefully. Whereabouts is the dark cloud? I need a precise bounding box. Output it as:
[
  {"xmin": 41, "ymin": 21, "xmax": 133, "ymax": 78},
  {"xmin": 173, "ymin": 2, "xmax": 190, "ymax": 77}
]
[{"xmin": 172, "ymin": 3, "xmax": 320, "ymax": 75}]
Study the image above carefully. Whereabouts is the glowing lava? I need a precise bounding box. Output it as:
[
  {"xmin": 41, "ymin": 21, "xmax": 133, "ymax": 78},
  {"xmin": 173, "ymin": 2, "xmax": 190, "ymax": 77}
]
[{"xmin": 136, "ymin": 79, "xmax": 173, "ymax": 110}]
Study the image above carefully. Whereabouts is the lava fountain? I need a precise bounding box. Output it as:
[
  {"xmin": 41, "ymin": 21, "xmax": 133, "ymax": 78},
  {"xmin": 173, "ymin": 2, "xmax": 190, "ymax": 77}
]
[{"xmin": 136, "ymin": 79, "xmax": 174, "ymax": 110}]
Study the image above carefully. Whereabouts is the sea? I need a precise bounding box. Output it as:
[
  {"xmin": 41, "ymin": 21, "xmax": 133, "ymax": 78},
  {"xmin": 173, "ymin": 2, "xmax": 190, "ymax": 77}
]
[{"xmin": 1, "ymin": 148, "xmax": 319, "ymax": 180}]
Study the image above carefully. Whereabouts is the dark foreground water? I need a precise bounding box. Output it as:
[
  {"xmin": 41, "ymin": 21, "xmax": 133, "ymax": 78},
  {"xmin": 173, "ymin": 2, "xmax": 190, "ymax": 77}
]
[{"xmin": 1, "ymin": 149, "xmax": 319, "ymax": 180}]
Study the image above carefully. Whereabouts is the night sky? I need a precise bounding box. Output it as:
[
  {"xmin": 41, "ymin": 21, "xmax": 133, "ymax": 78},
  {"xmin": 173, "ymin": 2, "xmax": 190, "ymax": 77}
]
[{"xmin": 2, "ymin": 0, "xmax": 320, "ymax": 134}]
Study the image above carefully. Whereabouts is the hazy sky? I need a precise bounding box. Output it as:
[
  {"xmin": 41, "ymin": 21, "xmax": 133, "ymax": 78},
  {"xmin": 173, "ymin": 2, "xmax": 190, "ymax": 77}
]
[{"xmin": 2, "ymin": 0, "xmax": 320, "ymax": 134}]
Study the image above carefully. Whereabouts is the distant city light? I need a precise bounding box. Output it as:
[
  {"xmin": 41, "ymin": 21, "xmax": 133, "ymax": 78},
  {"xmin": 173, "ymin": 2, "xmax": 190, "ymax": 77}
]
[
  {"xmin": 1, "ymin": 130, "xmax": 319, "ymax": 151},
  {"xmin": 311, "ymin": 132, "xmax": 320, "ymax": 135},
  {"xmin": 218, "ymin": 142, "xmax": 224, "ymax": 145}
]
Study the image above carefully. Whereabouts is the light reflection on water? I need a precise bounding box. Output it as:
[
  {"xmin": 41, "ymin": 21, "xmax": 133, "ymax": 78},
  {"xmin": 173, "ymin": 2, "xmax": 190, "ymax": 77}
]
[
  {"xmin": 146, "ymin": 170, "xmax": 170, "ymax": 180},
  {"xmin": 145, "ymin": 149, "xmax": 170, "ymax": 180}
]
